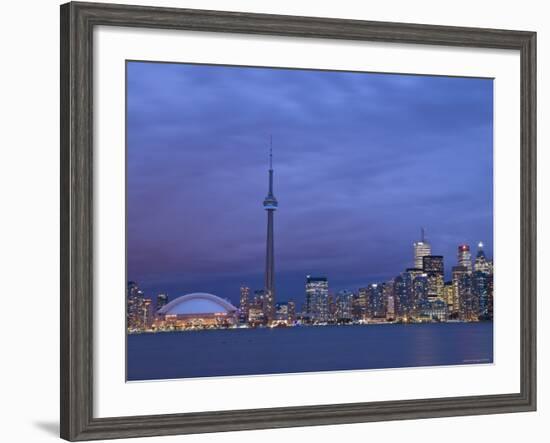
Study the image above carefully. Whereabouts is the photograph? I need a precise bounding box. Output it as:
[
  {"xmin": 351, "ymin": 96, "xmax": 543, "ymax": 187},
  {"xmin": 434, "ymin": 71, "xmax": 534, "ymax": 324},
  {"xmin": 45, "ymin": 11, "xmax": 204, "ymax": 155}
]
[{"xmin": 126, "ymin": 61, "xmax": 495, "ymax": 381}]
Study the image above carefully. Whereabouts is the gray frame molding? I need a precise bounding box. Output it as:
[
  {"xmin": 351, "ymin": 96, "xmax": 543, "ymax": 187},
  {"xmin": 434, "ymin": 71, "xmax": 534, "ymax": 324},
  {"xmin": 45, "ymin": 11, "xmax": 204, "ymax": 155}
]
[{"xmin": 60, "ymin": 2, "xmax": 536, "ymax": 441}]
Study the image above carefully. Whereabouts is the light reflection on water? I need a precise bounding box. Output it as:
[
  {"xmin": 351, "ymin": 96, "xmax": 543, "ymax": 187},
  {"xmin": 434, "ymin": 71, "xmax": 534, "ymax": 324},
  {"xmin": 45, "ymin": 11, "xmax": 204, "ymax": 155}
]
[{"xmin": 127, "ymin": 322, "xmax": 493, "ymax": 381}]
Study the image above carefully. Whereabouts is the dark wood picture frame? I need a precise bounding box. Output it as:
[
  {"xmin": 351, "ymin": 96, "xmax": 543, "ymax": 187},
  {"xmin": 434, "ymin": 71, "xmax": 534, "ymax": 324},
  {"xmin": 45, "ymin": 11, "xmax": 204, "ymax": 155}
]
[{"xmin": 60, "ymin": 1, "xmax": 537, "ymax": 440}]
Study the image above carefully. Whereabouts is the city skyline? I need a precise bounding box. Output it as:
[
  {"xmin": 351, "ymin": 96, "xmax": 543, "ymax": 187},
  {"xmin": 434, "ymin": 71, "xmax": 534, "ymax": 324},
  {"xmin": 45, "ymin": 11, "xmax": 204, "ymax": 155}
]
[
  {"xmin": 127, "ymin": 61, "xmax": 493, "ymax": 306},
  {"xmin": 128, "ymin": 236, "xmax": 493, "ymax": 314}
]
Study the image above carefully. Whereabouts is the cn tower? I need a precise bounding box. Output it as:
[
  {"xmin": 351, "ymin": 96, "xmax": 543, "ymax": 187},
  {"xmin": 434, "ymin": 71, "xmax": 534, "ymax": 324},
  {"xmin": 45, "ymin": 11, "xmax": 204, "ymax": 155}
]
[{"xmin": 263, "ymin": 138, "xmax": 278, "ymax": 321}]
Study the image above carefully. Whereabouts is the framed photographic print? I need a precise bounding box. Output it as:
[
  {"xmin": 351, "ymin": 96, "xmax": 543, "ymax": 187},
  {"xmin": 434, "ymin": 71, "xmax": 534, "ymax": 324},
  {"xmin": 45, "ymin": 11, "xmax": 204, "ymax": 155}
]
[{"xmin": 60, "ymin": 1, "xmax": 536, "ymax": 441}]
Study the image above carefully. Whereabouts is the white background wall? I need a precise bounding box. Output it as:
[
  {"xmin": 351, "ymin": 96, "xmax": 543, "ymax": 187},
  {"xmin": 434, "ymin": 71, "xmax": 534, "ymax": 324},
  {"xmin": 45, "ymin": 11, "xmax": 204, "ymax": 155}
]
[{"xmin": 0, "ymin": 1, "xmax": 546, "ymax": 442}]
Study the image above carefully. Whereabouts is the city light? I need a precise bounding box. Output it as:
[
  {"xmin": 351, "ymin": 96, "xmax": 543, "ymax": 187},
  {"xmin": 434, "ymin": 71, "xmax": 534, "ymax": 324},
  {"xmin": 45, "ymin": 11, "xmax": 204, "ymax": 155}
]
[{"xmin": 126, "ymin": 151, "xmax": 493, "ymax": 334}]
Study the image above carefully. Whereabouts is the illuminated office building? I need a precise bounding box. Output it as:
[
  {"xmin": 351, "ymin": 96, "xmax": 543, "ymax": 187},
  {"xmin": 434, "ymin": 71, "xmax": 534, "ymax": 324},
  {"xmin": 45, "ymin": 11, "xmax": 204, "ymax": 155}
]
[
  {"xmin": 142, "ymin": 298, "xmax": 154, "ymax": 329},
  {"xmin": 127, "ymin": 281, "xmax": 145, "ymax": 331},
  {"xmin": 367, "ymin": 283, "xmax": 385, "ymax": 319},
  {"xmin": 413, "ymin": 228, "xmax": 432, "ymax": 269},
  {"xmin": 287, "ymin": 301, "xmax": 297, "ymax": 323},
  {"xmin": 305, "ymin": 276, "xmax": 329, "ymax": 322},
  {"xmin": 354, "ymin": 288, "xmax": 369, "ymax": 321},
  {"xmin": 473, "ymin": 242, "xmax": 493, "ymax": 320},
  {"xmin": 248, "ymin": 289, "xmax": 268, "ymax": 325},
  {"xmin": 383, "ymin": 281, "xmax": 395, "ymax": 321},
  {"xmin": 274, "ymin": 302, "xmax": 291, "ymax": 324},
  {"xmin": 417, "ymin": 299, "xmax": 448, "ymax": 322},
  {"xmin": 458, "ymin": 244, "xmax": 473, "ymax": 272},
  {"xmin": 443, "ymin": 282, "xmax": 455, "ymax": 316},
  {"xmin": 401, "ymin": 268, "xmax": 423, "ymax": 317},
  {"xmin": 335, "ymin": 290, "xmax": 353, "ymax": 322},
  {"xmin": 473, "ymin": 270, "xmax": 490, "ymax": 320},
  {"xmin": 239, "ymin": 286, "xmax": 250, "ymax": 323},
  {"xmin": 393, "ymin": 275, "xmax": 406, "ymax": 318},
  {"xmin": 412, "ymin": 273, "xmax": 428, "ymax": 313},
  {"xmin": 423, "ymin": 255, "xmax": 444, "ymax": 300},
  {"xmin": 452, "ymin": 265, "xmax": 477, "ymax": 320},
  {"xmin": 474, "ymin": 241, "xmax": 490, "ymax": 273}
]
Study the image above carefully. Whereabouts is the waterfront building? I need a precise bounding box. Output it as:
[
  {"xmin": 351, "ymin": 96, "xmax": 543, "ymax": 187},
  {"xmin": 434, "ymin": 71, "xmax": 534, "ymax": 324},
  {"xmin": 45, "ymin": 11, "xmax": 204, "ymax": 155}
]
[
  {"xmin": 154, "ymin": 292, "xmax": 239, "ymax": 330},
  {"xmin": 473, "ymin": 242, "xmax": 493, "ymax": 320},
  {"xmin": 142, "ymin": 298, "xmax": 154, "ymax": 329},
  {"xmin": 248, "ymin": 306, "xmax": 266, "ymax": 326},
  {"xmin": 452, "ymin": 266, "xmax": 465, "ymax": 318},
  {"xmin": 156, "ymin": 293, "xmax": 168, "ymax": 311},
  {"xmin": 250, "ymin": 289, "xmax": 268, "ymax": 325},
  {"xmin": 402, "ymin": 268, "xmax": 423, "ymax": 318},
  {"xmin": 393, "ymin": 275, "xmax": 406, "ymax": 319},
  {"xmin": 263, "ymin": 144, "xmax": 278, "ymax": 322},
  {"xmin": 335, "ymin": 290, "xmax": 353, "ymax": 322},
  {"xmin": 443, "ymin": 281, "xmax": 455, "ymax": 316},
  {"xmin": 383, "ymin": 281, "xmax": 396, "ymax": 321},
  {"xmin": 473, "ymin": 270, "xmax": 490, "ymax": 320},
  {"xmin": 423, "ymin": 255, "xmax": 444, "ymax": 300},
  {"xmin": 367, "ymin": 283, "xmax": 386, "ymax": 319},
  {"xmin": 417, "ymin": 299, "xmax": 448, "ymax": 322},
  {"xmin": 412, "ymin": 273, "xmax": 429, "ymax": 314},
  {"xmin": 274, "ymin": 302, "xmax": 291, "ymax": 324},
  {"xmin": 474, "ymin": 241, "xmax": 490, "ymax": 273},
  {"xmin": 458, "ymin": 244, "xmax": 473, "ymax": 272},
  {"xmin": 127, "ymin": 281, "xmax": 145, "ymax": 331},
  {"xmin": 305, "ymin": 276, "xmax": 329, "ymax": 322},
  {"xmin": 287, "ymin": 301, "xmax": 296, "ymax": 323},
  {"xmin": 354, "ymin": 288, "xmax": 369, "ymax": 321},
  {"xmin": 239, "ymin": 285, "xmax": 250, "ymax": 323},
  {"xmin": 413, "ymin": 227, "xmax": 432, "ymax": 269},
  {"xmin": 452, "ymin": 265, "xmax": 477, "ymax": 321}
]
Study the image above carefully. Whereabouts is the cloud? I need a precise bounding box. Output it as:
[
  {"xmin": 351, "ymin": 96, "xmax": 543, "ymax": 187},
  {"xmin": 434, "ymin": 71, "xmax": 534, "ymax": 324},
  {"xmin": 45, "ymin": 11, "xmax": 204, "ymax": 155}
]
[{"xmin": 126, "ymin": 62, "xmax": 493, "ymax": 304}]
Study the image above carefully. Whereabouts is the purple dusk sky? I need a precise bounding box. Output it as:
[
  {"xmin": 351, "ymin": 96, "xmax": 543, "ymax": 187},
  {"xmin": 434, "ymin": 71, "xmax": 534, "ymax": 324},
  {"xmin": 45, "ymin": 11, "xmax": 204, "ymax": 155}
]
[{"xmin": 126, "ymin": 61, "xmax": 493, "ymax": 307}]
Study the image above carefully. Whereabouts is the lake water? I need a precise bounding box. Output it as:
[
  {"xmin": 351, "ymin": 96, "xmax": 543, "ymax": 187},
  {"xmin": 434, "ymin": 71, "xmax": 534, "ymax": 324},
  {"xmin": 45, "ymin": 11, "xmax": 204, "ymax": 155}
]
[{"xmin": 127, "ymin": 322, "xmax": 493, "ymax": 381}]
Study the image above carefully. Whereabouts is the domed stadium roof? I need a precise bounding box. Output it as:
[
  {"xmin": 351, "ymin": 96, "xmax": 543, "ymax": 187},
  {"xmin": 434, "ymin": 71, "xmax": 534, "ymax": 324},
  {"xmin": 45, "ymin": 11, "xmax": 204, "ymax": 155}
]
[{"xmin": 158, "ymin": 292, "xmax": 237, "ymax": 315}]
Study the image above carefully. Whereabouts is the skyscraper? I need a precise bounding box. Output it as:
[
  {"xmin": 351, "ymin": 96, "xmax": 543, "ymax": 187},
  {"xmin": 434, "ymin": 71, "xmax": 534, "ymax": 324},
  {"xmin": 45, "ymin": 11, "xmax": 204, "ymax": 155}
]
[
  {"xmin": 458, "ymin": 244, "xmax": 473, "ymax": 272},
  {"xmin": 249, "ymin": 290, "xmax": 267, "ymax": 325},
  {"xmin": 473, "ymin": 270, "xmax": 490, "ymax": 319},
  {"xmin": 305, "ymin": 276, "xmax": 329, "ymax": 322},
  {"xmin": 422, "ymin": 255, "xmax": 444, "ymax": 300},
  {"xmin": 393, "ymin": 275, "xmax": 406, "ymax": 319},
  {"xmin": 239, "ymin": 286, "xmax": 250, "ymax": 323},
  {"xmin": 473, "ymin": 241, "xmax": 493, "ymax": 320},
  {"xmin": 142, "ymin": 298, "xmax": 154, "ymax": 329},
  {"xmin": 413, "ymin": 228, "xmax": 432, "ymax": 269},
  {"xmin": 383, "ymin": 281, "xmax": 396, "ymax": 321},
  {"xmin": 335, "ymin": 290, "xmax": 353, "ymax": 322},
  {"xmin": 474, "ymin": 241, "xmax": 490, "ymax": 273},
  {"xmin": 367, "ymin": 283, "xmax": 385, "ymax": 319},
  {"xmin": 402, "ymin": 268, "xmax": 423, "ymax": 317},
  {"xmin": 452, "ymin": 265, "xmax": 476, "ymax": 320},
  {"xmin": 263, "ymin": 143, "xmax": 278, "ymax": 322},
  {"xmin": 127, "ymin": 281, "xmax": 145, "ymax": 331},
  {"xmin": 443, "ymin": 281, "xmax": 454, "ymax": 314},
  {"xmin": 412, "ymin": 273, "xmax": 428, "ymax": 313}
]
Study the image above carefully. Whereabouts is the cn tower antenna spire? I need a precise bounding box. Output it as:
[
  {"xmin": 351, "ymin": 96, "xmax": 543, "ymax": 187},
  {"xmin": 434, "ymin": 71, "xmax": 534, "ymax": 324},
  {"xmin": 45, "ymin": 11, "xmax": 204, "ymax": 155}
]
[{"xmin": 269, "ymin": 135, "xmax": 273, "ymax": 170}]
